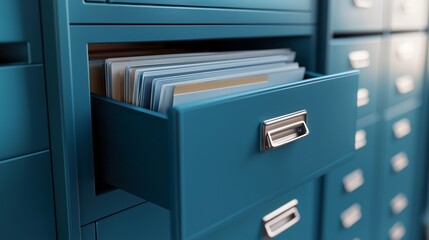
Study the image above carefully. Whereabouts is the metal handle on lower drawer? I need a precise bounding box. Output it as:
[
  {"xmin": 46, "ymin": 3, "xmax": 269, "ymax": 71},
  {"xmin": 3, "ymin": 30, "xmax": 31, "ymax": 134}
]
[
  {"xmin": 262, "ymin": 110, "xmax": 309, "ymax": 151},
  {"xmin": 263, "ymin": 199, "xmax": 300, "ymax": 238}
]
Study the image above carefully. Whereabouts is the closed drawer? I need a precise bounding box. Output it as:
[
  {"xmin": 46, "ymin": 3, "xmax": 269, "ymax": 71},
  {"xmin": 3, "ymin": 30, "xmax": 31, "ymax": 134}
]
[
  {"xmin": 0, "ymin": 151, "xmax": 56, "ymax": 240},
  {"xmin": 379, "ymin": 212, "xmax": 412, "ymax": 240},
  {"xmin": 92, "ymin": 71, "xmax": 358, "ymax": 239},
  {"xmin": 322, "ymin": 122, "xmax": 377, "ymax": 240},
  {"xmin": 100, "ymin": 0, "xmax": 313, "ymax": 12},
  {"xmin": 0, "ymin": 0, "xmax": 43, "ymax": 63},
  {"xmin": 200, "ymin": 180, "xmax": 318, "ymax": 239},
  {"xmin": 331, "ymin": 0, "xmax": 384, "ymax": 33},
  {"xmin": 384, "ymin": 108, "xmax": 418, "ymax": 157},
  {"xmin": 328, "ymin": 37, "xmax": 382, "ymax": 117},
  {"xmin": 97, "ymin": 203, "xmax": 170, "ymax": 240},
  {"xmin": 390, "ymin": 0, "xmax": 428, "ymax": 31},
  {"xmin": 0, "ymin": 65, "xmax": 49, "ymax": 160},
  {"xmin": 387, "ymin": 33, "xmax": 427, "ymax": 107}
]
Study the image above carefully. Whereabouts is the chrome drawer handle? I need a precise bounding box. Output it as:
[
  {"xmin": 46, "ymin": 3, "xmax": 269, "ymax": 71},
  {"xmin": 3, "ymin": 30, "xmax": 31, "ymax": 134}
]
[
  {"xmin": 392, "ymin": 119, "xmax": 411, "ymax": 139},
  {"xmin": 391, "ymin": 152, "xmax": 409, "ymax": 172},
  {"xmin": 343, "ymin": 169, "xmax": 364, "ymax": 193},
  {"xmin": 262, "ymin": 110, "xmax": 309, "ymax": 151},
  {"xmin": 353, "ymin": 0, "xmax": 373, "ymax": 8},
  {"xmin": 263, "ymin": 199, "xmax": 300, "ymax": 238},
  {"xmin": 395, "ymin": 75, "xmax": 415, "ymax": 95},
  {"xmin": 396, "ymin": 42, "xmax": 415, "ymax": 60},
  {"xmin": 349, "ymin": 50, "xmax": 370, "ymax": 69},
  {"xmin": 341, "ymin": 203, "xmax": 362, "ymax": 229},
  {"xmin": 389, "ymin": 222, "xmax": 406, "ymax": 240},
  {"xmin": 391, "ymin": 193, "xmax": 408, "ymax": 214},
  {"xmin": 357, "ymin": 88, "xmax": 369, "ymax": 107},
  {"xmin": 355, "ymin": 130, "xmax": 367, "ymax": 150}
]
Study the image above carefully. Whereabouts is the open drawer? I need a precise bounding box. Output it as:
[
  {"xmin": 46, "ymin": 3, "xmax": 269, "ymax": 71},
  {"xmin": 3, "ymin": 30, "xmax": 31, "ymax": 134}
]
[{"xmin": 92, "ymin": 71, "xmax": 358, "ymax": 239}]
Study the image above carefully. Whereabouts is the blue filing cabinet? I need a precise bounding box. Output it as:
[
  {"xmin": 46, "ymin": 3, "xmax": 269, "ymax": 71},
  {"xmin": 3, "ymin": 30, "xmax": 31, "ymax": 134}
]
[
  {"xmin": 322, "ymin": 0, "xmax": 429, "ymax": 239},
  {"xmin": 0, "ymin": 0, "xmax": 57, "ymax": 239},
  {"xmin": 0, "ymin": 0, "xmax": 426, "ymax": 239}
]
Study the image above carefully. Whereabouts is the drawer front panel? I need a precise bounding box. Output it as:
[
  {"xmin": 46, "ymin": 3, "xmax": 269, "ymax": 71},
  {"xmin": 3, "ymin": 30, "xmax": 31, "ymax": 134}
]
[
  {"xmin": 387, "ymin": 32, "xmax": 427, "ymax": 106},
  {"xmin": 106, "ymin": 0, "xmax": 313, "ymax": 11},
  {"xmin": 384, "ymin": 108, "xmax": 418, "ymax": 158},
  {"xmin": 328, "ymin": 37, "xmax": 382, "ymax": 117},
  {"xmin": 0, "ymin": 0, "xmax": 43, "ymax": 63},
  {"xmin": 200, "ymin": 180, "xmax": 318, "ymax": 240},
  {"xmin": 0, "ymin": 65, "xmax": 50, "ymax": 160},
  {"xmin": 322, "ymin": 123, "xmax": 376, "ymax": 240},
  {"xmin": 331, "ymin": 0, "xmax": 384, "ymax": 33},
  {"xmin": 0, "ymin": 151, "xmax": 56, "ymax": 239},
  {"xmin": 390, "ymin": 0, "xmax": 428, "ymax": 30},
  {"xmin": 97, "ymin": 203, "xmax": 170, "ymax": 240},
  {"xmin": 174, "ymin": 72, "xmax": 358, "ymax": 238}
]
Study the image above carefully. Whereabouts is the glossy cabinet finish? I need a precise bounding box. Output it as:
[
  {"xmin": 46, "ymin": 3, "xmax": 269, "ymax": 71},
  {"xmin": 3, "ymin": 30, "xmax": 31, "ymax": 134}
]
[
  {"xmin": 387, "ymin": 32, "xmax": 427, "ymax": 107},
  {"xmin": 97, "ymin": 203, "xmax": 170, "ymax": 240},
  {"xmin": 0, "ymin": 65, "xmax": 50, "ymax": 161},
  {"xmin": 331, "ymin": 0, "xmax": 384, "ymax": 33},
  {"xmin": 328, "ymin": 37, "xmax": 382, "ymax": 118},
  {"xmin": 201, "ymin": 180, "xmax": 318, "ymax": 240},
  {"xmin": 94, "ymin": 71, "xmax": 358, "ymax": 239},
  {"xmin": 389, "ymin": 0, "xmax": 428, "ymax": 31},
  {"xmin": 107, "ymin": 0, "xmax": 313, "ymax": 11},
  {"xmin": 322, "ymin": 122, "xmax": 377, "ymax": 240},
  {"xmin": 0, "ymin": 151, "xmax": 56, "ymax": 239},
  {"xmin": 0, "ymin": 0, "xmax": 43, "ymax": 63}
]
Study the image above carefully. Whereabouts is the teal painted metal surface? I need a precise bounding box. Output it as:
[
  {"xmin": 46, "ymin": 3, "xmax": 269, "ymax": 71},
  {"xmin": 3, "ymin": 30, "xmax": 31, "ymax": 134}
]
[
  {"xmin": 92, "ymin": 71, "xmax": 357, "ymax": 239},
  {"xmin": 171, "ymin": 71, "xmax": 357, "ymax": 239},
  {"xmin": 96, "ymin": 203, "xmax": 170, "ymax": 240},
  {"xmin": 386, "ymin": 32, "xmax": 427, "ymax": 107},
  {"xmin": 92, "ymin": 95, "xmax": 170, "ymax": 209},
  {"xmin": 322, "ymin": 121, "xmax": 378, "ymax": 240},
  {"xmin": 376, "ymin": 107, "xmax": 421, "ymax": 240},
  {"xmin": 0, "ymin": 0, "xmax": 43, "ymax": 63},
  {"xmin": 200, "ymin": 180, "xmax": 319, "ymax": 240},
  {"xmin": 108, "ymin": 0, "xmax": 313, "ymax": 11},
  {"xmin": 389, "ymin": 0, "xmax": 428, "ymax": 31},
  {"xmin": 81, "ymin": 224, "xmax": 96, "ymax": 240},
  {"xmin": 68, "ymin": 24, "xmax": 315, "ymax": 225},
  {"xmin": 0, "ymin": 65, "xmax": 49, "ymax": 161},
  {"xmin": 330, "ymin": 0, "xmax": 384, "ymax": 33},
  {"xmin": 0, "ymin": 151, "xmax": 56, "ymax": 239},
  {"xmin": 40, "ymin": 0, "xmax": 82, "ymax": 238},
  {"xmin": 69, "ymin": 1, "xmax": 315, "ymax": 25},
  {"xmin": 328, "ymin": 36, "xmax": 382, "ymax": 118}
]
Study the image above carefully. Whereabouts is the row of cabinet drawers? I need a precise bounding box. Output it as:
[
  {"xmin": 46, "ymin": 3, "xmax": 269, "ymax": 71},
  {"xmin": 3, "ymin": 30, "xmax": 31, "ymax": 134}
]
[
  {"xmin": 328, "ymin": 32, "xmax": 426, "ymax": 118},
  {"xmin": 89, "ymin": 105, "xmax": 420, "ymax": 240},
  {"xmin": 331, "ymin": 0, "xmax": 428, "ymax": 33}
]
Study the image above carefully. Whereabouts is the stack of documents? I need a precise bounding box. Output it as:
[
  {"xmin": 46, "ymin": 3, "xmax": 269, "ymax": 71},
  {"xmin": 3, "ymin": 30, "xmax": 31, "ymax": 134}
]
[{"xmin": 98, "ymin": 49, "xmax": 305, "ymax": 114}]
